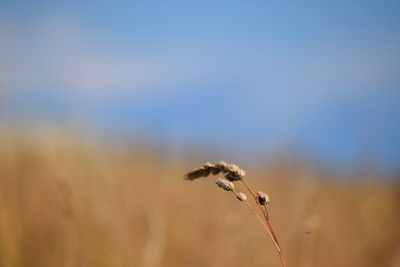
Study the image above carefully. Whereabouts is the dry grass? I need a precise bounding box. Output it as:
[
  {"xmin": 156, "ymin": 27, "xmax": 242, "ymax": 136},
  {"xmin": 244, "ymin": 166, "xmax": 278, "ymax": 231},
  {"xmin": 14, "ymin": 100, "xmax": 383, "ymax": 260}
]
[
  {"xmin": 185, "ymin": 162, "xmax": 286, "ymax": 266},
  {"xmin": 0, "ymin": 134, "xmax": 399, "ymax": 267}
]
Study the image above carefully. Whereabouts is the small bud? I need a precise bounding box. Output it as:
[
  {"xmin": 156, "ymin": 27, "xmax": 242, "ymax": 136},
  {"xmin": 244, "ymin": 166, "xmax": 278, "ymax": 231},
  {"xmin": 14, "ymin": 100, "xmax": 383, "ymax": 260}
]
[
  {"xmin": 215, "ymin": 178, "xmax": 234, "ymax": 191},
  {"xmin": 256, "ymin": 191, "xmax": 270, "ymax": 205},
  {"xmin": 236, "ymin": 192, "xmax": 247, "ymax": 201}
]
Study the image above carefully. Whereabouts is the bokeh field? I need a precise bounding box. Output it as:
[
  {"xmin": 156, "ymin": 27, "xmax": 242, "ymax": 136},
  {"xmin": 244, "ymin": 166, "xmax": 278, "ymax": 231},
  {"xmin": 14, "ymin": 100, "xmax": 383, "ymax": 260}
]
[
  {"xmin": 0, "ymin": 134, "xmax": 399, "ymax": 267},
  {"xmin": 1, "ymin": 1, "xmax": 400, "ymax": 266}
]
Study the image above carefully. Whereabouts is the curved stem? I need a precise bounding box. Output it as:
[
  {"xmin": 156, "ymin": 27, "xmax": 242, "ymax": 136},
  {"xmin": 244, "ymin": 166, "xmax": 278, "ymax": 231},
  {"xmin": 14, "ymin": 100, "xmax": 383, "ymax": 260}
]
[
  {"xmin": 264, "ymin": 206, "xmax": 280, "ymax": 247},
  {"xmin": 265, "ymin": 206, "xmax": 287, "ymax": 267},
  {"xmin": 232, "ymin": 190, "xmax": 286, "ymax": 267},
  {"xmin": 239, "ymin": 179, "xmax": 287, "ymax": 267},
  {"xmin": 232, "ymin": 190, "xmax": 280, "ymax": 251}
]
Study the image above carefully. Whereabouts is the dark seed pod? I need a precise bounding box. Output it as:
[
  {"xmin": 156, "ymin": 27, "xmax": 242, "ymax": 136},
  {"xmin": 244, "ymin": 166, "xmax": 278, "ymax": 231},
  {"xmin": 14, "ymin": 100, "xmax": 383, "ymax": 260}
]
[{"xmin": 256, "ymin": 191, "xmax": 270, "ymax": 205}]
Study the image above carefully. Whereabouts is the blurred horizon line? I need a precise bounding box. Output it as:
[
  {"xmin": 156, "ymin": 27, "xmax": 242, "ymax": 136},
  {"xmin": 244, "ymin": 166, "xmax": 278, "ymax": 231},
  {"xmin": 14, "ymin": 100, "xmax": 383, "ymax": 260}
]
[{"xmin": 0, "ymin": 124, "xmax": 399, "ymax": 180}]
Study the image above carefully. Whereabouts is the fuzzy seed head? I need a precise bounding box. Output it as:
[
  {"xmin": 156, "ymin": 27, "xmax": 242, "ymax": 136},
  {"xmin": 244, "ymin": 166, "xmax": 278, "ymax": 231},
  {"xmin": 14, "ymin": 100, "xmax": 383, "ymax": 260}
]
[
  {"xmin": 184, "ymin": 161, "xmax": 245, "ymax": 181},
  {"xmin": 216, "ymin": 161, "xmax": 246, "ymax": 181},
  {"xmin": 256, "ymin": 191, "xmax": 270, "ymax": 205},
  {"xmin": 215, "ymin": 178, "xmax": 235, "ymax": 191}
]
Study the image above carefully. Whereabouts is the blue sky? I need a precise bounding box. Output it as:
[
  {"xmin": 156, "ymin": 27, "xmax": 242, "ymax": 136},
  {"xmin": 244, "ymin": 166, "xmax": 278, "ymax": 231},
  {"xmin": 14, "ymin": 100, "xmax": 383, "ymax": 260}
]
[{"xmin": 1, "ymin": 1, "xmax": 400, "ymax": 169}]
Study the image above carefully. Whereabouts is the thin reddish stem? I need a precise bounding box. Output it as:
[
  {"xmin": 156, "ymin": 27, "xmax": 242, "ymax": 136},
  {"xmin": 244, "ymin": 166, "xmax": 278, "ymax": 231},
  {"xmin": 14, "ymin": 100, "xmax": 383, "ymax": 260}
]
[
  {"xmin": 232, "ymin": 190, "xmax": 280, "ymax": 251},
  {"xmin": 239, "ymin": 179, "xmax": 287, "ymax": 267}
]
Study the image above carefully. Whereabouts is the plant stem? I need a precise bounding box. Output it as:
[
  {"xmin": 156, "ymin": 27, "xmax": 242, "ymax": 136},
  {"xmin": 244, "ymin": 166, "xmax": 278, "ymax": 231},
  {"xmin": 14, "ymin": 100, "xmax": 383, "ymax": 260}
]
[
  {"xmin": 264, "ymin": 206, "xmax": 287, "ymax": 267},
  {"xmin": 239, "ymin": 179, "xmax": 287, "ymax": 267},
  {"xmin": 233, "ymin": 190, "xmax": 286, "ymax": 267},
  {"xmin": 264, "ymin": 206, "xmax": 280, "ymax": 247}
]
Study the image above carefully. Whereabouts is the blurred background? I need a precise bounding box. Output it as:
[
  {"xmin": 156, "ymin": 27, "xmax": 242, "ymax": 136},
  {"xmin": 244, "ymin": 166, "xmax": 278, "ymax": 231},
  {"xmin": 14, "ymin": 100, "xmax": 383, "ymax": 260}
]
[{"xmin": 0, "ymin": 1, "xmax": 399, "ymax": 266}]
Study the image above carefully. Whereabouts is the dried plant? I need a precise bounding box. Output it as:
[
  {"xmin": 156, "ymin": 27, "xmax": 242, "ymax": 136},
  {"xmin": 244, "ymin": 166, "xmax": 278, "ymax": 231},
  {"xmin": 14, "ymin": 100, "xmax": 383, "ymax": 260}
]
[
  {"xmin": 184, "ymin": 161, "xmax": 287, "ymax": 267},
  {"xmin": 184, "ymin": 161, "xmax": 245, "ymax": 181},
  {"xmin": 256, "ymin": 191, "xmax": 271, "ymax": 206},
  {"xmin": 215, "ymin": 178, "xmax": 235, "ymax": 191},
  {"xmin": 236, "ymin": 192, "xmax": 247, "ymax": 202}
]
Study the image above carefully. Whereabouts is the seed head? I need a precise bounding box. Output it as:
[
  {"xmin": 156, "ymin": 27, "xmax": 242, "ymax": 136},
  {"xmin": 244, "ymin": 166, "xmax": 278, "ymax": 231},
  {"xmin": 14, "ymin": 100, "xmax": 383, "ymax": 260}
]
[
  {"xmin": 256, "ymin": 191, "xmax": 270, "ymax": 205},
  {"xmin": 215, "ymin": 178, "xmax": 235, "ymax": 192},
  {"xmin": 215, "ymin": 161, "xmax": 246, "ymax": 181},
  {"xmin": 236, "ymin": 192, "xmax": 247, "ymax": 201},
  {"xmin": 184, "ymin": 161, "xmax": 245, "ymax": 181}
]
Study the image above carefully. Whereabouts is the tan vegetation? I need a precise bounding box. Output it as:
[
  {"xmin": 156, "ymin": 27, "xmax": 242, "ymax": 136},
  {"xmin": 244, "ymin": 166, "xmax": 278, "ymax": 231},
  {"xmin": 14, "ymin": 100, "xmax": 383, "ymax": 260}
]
[
  {"xmin": 0, "ymin": 134, "xmax": 399, "ymax": 267},
  {"xmin": 185, "ymin": 161, "xmax": 286, "ymax": 266}
]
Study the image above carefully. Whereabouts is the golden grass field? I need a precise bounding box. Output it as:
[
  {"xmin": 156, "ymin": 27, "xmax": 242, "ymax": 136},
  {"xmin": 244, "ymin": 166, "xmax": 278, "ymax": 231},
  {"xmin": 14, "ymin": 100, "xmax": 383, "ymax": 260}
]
[{"xmin": 0, "ymin": 134, "xmax": 399, "ymax": 267}]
